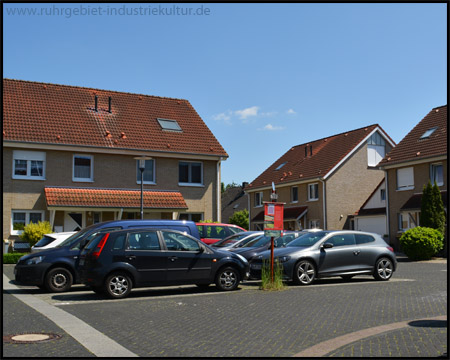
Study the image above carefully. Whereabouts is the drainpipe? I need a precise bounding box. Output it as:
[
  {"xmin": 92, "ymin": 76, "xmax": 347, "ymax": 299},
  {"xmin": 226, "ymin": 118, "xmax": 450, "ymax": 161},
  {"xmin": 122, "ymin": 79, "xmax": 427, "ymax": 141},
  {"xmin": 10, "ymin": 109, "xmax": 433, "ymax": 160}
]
[
  {"xmin": 247, "ymin": 189, "xmax": 251, "ymax": 230},
  {"xmin": 217, "ymin": 160, "xmax": 222, "ymax": 222},
  {"xmin": 384, "ymin": 170, "xmax": 390, "ymax": 244},
  {"xmin": 319, "ymin": 179, "xmax": 327, "ymax": 229}
]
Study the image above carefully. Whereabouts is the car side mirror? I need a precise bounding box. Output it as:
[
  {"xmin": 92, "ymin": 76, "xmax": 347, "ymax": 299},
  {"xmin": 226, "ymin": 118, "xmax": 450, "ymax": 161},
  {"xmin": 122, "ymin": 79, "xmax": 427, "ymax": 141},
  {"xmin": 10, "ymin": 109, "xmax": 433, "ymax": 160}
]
[{"xmin": 321, "ymin": 242, "xmax": 333, "ymax": 249}]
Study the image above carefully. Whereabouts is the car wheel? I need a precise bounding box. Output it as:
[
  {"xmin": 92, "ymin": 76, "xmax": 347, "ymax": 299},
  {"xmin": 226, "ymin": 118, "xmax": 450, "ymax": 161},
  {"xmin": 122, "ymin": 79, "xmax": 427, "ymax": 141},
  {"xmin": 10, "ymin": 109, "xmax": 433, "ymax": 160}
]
[
  {"xmin": 341, "ymin": 275, "xmax": 354, "ymax": 280},
  {"xmin": 45, "ymin": 267, "xmax": 73, "ymax": 292},
  {"xmin": 215, "ymin": 266, "xmax": 240, "ymax": 291},
  {"xmin": 374, "ymin": 257, "xmax": 394, "ymax": 281},
  {"xmin": 104, "ymin": 272, "xmax": 132, "ymax": 299},
  {"xmin": 293, "ymin": 260, "xmax": 316, "ymax": 285}
]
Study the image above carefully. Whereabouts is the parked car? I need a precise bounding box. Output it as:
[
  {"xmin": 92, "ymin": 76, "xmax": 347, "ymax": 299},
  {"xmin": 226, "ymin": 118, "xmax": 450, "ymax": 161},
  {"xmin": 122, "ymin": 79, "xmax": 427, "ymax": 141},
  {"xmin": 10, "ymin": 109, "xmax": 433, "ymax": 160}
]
[
  {"xmin": 78, "ymin": 228, "xmax": 250, "ymax": 299},
  {"xmin": 211, "ymin": 231, "xmax": 264, "ymax": 250},
  {"xmin": 196, "ymin": 223, "xmax": 246, "ymax": 245},
  {"xmin": 31, "ymin": 232, "xmax": 77, "ymax": 253},
  {"xmin": 249, "ymin": 230, "xmax": 397, "ymax": 284},
  {"xmin": 229, "ymin": 231, "xmax": 306, "ymax": 261},
  {"xmin": 14, "ymin": 220, "xmax": 200, "ymax": 293}
]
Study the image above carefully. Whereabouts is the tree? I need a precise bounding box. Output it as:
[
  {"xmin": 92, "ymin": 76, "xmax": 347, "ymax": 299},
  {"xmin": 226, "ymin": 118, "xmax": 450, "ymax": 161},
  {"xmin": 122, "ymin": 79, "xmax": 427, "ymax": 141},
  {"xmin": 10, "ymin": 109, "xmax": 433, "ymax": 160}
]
[
  {"xmin": 421, "ymin": 180, "xmax": 446, "ymax": 236},
  {"xmin": 229, "ymin": 209, "xmax": 249, "ymax": 230},
  {"xmin": 20, "ymin": 221, "xmax": 52, "ymax": 247}
]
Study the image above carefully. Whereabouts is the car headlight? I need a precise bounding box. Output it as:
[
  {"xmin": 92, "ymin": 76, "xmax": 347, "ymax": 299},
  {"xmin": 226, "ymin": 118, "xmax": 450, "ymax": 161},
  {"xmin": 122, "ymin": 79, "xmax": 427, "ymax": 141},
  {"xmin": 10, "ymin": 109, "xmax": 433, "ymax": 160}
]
[
  {"xmin": 277, "ymin": 256, "xmax": 291, "ymax": 263},
  {"xmin": 25, "ymin": 256, "xmax": 45, "ymax": 265},
  {"xmin": 235, "ymin": 253, "xmax": 248, "ymax": 264}
]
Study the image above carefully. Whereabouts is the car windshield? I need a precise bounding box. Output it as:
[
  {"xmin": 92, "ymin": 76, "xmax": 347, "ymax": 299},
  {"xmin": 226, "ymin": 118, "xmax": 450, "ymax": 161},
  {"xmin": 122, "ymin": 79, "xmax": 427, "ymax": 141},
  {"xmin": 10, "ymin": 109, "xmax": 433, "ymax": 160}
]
[
  {"xmin": 286, "ymin": 231, "xmax": 330, "ymax": 247},
  {"xmin": 233, "ymin": 234, "xmax": 261, "ymax": 248},
  {"xmin": 213, "ymin": 232, "xmax": 251, "ymax": 247},
  {"xmin": 57, "ymin": 229, "xmax": 89, "ymax": 248},
  {"xmin": 241, "ymin": 235, "xmax": 272, "ymax": 248}
]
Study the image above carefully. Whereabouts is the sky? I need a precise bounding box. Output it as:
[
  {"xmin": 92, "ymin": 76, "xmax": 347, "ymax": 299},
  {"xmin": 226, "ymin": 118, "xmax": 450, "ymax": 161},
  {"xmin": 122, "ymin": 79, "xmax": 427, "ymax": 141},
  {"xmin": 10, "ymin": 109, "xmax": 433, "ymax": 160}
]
[{"xmin": 3, "ymin": 3, "xmax": 447, "ymax": 186}]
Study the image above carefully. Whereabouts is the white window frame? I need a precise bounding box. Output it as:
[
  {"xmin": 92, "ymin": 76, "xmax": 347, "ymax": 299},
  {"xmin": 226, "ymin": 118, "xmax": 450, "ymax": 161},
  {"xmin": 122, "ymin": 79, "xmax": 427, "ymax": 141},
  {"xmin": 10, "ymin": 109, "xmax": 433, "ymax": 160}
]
[
  {"xmin": 380, "ymin": 189, "xmax": 386, "ymax": 201},
  {"xmin": 396, "ymin": 167, "xmax": 414, "ymax": 191},
  {"xmin": 308, "ymin": 183, "xmax": 319, "ymax": 201},
  {"xmin": 11, "ymin": 210, "xmax": 45, "ymax": 235},
  {"xmin": 430, "ymin": 163, "xmax": 444, "ymax": 186},
  {"xmin": 12, "ymin": 150, "xmax": 46, "ymax": 180},
  {"xmin": 398, "ymin": 211, "xmax": 420, "ymax": 232},
  {"xmin": 255, "ymin": 192, "xmax": 263, "ymax": 207},
  {"xmin": 136, "ymin": 159, "xmax": 156, "ymax": 185},
  {"xmin": 309, "ymin": 219, "xmax": 320, "ymax": 229},
  {"xmin": 73, "ymin": 154, "xmax": 94, "ymax": 182},
  {"xmin": 291, "ymin": 186, "xmax": 298, "ymax": 203},
  {"xmin": 178, "ymin": 161, "xmax": 203, "ymax": 187}
]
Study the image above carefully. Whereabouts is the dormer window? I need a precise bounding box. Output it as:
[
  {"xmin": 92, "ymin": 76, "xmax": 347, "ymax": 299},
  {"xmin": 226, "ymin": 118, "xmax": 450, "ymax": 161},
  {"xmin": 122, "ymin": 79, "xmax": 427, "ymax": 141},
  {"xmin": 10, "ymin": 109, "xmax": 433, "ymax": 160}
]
[
  {"xmin": 157, "ymin": 118, "xmax": 182, "ymax": 132},
  {"xmin": 420, "ymin": 127, "xmax": 437, "ymax": 139},
  {"xmin": 275, "ymin": 162, "xmax": 287, "ymax": 171}
]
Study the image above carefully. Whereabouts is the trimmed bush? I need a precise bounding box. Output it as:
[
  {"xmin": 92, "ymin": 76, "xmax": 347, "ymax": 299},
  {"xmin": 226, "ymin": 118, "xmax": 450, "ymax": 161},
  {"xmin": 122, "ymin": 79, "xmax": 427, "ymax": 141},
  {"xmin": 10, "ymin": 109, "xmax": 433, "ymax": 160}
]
[
  {"xmin": 229, "ymin": 209, "xmax": 249, "ymax": 230},
  {"xmin": 3, "ymin": 253, "xmax": 27, "ymax": 264},
  {"xmin": 19, "ymin": 221, "xmax": 52, "ymax": 247},
  {"xmin": 399, "ymin": 227, "xmax": 444, "ymax": 260}
]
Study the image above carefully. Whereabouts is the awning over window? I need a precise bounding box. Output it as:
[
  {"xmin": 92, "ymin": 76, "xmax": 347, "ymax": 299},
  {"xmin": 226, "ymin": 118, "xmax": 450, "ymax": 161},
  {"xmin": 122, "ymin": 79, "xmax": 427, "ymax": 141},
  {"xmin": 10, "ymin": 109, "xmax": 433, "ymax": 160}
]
[
  {"xmin": 44, "ymin": 187, "xmax": 188, "ymax": 209},
  {"xmin": 252, "ymin": 206, "xmax": 308, "ymax": 222},
  {"xmin": 400, "ymin": 190, "xmax": 447, "ymax": 211}
]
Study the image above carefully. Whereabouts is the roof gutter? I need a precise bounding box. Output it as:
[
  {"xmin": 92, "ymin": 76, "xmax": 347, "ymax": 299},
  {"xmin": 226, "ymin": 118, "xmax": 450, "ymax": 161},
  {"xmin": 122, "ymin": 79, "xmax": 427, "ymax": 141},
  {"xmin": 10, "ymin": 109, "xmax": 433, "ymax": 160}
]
[{"xmin": 320, "ymin": 178, "xmax": 327, "ymax": 229}]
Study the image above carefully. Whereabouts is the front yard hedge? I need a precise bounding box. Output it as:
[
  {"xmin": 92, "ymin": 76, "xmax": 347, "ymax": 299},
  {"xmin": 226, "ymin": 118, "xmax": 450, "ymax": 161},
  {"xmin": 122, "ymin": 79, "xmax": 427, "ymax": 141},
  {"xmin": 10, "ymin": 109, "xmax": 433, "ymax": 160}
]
[
  {"xmin": 3, "ymin": 253, "xmax": 27, "ymax": 264},
  {"xmin": 399, "ymin": 227, "xmax": 444, "ymax": 261}
]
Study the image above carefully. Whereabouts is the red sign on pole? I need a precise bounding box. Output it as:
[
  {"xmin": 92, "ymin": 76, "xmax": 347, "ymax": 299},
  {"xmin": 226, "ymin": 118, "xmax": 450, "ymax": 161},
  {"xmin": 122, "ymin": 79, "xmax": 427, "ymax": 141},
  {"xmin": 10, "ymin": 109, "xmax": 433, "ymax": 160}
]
[{"xmin": 264, "ymin": 202, "xmax": 284, "ymax": 237}]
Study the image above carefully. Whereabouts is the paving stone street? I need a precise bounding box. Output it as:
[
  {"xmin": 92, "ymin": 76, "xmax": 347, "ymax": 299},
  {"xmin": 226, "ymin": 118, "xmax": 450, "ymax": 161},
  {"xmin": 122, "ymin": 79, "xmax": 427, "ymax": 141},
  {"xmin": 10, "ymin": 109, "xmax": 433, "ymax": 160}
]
[{"xmin": 2, "ymin": 256, "xmax": 447, "ymax": 357}]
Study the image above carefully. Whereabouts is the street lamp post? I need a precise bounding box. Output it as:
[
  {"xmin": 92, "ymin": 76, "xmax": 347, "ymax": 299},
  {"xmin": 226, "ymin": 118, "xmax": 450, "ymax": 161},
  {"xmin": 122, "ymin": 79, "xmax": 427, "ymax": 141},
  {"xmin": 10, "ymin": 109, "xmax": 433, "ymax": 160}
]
[{"xmin": 134, "ymin": 156, "xmax": 152, "ymax": 220}]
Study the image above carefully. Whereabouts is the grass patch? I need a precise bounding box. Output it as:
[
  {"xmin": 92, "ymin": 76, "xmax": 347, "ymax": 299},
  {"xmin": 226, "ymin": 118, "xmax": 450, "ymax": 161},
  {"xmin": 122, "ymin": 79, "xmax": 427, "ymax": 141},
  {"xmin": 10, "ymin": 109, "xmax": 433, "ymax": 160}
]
[{"xmin": 260, "ymin": 259, "xmax": 287, "ymax": 291}]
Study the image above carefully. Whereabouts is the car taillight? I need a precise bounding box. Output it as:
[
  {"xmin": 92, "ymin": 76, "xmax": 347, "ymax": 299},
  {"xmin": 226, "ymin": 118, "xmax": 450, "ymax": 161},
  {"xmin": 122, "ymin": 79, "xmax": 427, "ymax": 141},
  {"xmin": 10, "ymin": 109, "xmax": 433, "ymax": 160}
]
[
  {"xmin": 92, "ymin": 233, "xmax": 110, "ymax": 259},
  {"xmin": 387, "ymin": 246, "xmax": 394, "ymax": 253}
]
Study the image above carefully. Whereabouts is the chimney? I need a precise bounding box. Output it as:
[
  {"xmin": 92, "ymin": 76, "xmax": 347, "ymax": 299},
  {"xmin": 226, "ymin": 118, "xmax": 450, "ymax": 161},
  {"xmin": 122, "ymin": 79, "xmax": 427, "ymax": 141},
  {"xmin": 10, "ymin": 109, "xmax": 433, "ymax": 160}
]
[
  {"xmin": 242, "ymin": 182, "xmax": 249, "ymax": 188},
  {"xmin": 108, "ymin": 97, "xmax": 112, "ymax": 113},
  {"xmin": 94, "ymin": 95, "xmax": 98, "ymax": 112}
]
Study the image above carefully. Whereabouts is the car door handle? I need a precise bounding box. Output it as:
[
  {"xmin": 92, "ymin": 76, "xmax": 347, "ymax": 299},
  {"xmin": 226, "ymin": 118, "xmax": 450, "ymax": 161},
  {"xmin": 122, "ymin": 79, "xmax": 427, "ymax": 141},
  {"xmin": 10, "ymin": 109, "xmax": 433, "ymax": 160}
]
[
  {"xmin": 126, "ymin": 255, "xmax": 136, "ymax": 260},
  {"xmin": 353, "ymin": 250, "xmax": 360, "ymax": 256},
  {"xmin": 168, "ymin": 256, "xmax": 178, "ymax": 262}
]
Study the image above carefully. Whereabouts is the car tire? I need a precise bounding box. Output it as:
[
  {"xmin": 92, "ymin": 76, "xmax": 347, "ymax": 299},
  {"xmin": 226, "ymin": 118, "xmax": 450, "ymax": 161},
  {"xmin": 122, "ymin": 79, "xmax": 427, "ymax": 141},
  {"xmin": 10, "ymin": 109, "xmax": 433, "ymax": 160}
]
[
  {"xmin": 341, "ymin": 275, "xmax": 354, "ymax": 280},
  {"xmin": 104, "ymin": 272, "xmax": 132, "ymax": 299},
  {"xmin": 215, "ymin": 266, "xmax": 240, "ymax": 291},
  {"xmin": 45, "ymin": 267, "xmax": 73, "ymax": 292},
  {"xmin": 293, "ymin": 260, "xmax": 316, "ymax": 285},
  {"xmin": 373, "ymin": 257, "xmax": 394, "ymax": 281}
]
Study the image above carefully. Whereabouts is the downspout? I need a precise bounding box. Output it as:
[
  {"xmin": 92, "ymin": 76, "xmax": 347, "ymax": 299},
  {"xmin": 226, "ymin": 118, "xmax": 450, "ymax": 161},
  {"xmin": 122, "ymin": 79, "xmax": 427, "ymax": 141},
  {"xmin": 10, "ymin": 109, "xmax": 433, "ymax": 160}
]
[
  {"xmin": 217, "ymin": 160, "xmax": 221, "ymax": 222},
  {"xmin": 320, "ymin": 179, "xmax": 327, "ymax": 229},
  {"xmin": 384, "ymin": 170, "xmax": 390, "ymax": 244},
  {"xmin": 247, "ymin": 189, "xmax": 251, "ymax": 230}
]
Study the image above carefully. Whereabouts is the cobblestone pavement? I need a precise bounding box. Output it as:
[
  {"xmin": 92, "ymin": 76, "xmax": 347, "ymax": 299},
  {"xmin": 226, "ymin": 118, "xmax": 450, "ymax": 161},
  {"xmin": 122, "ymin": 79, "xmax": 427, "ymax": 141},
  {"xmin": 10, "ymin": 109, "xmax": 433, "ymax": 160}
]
[{"xmin": 2, "ymin": 256, "xmax": 447, "ymax": 357}]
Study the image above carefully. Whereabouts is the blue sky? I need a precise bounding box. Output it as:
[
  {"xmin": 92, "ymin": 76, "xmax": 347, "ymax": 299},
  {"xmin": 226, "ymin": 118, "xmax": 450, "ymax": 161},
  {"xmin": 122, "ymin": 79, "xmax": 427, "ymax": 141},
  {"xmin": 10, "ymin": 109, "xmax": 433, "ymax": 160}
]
[{"xmin": 3, "ymin": 3, "xmax": 447, "ymax": 186}]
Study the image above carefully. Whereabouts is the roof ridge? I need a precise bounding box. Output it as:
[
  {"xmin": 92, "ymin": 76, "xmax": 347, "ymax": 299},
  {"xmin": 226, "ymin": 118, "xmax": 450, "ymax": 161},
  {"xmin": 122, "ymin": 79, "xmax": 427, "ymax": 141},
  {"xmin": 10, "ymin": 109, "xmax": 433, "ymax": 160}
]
[
  {"xmin": 44, "ymin": 186, "xmax": 181, "ymax": 193},
  {"xmin": 3, "ymin": 78, "xmax": 189, "ymax": 102}
]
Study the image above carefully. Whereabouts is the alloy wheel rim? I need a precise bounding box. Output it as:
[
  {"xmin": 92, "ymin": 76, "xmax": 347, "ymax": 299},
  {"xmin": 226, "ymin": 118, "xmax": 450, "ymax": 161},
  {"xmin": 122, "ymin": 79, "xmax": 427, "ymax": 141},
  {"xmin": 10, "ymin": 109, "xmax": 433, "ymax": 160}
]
[
  {"xmin": 377, "ymin": 260, "xmax": 393, "ymax": 279},
  {"xmin": 52, "ymin": 273, "xmax": 67, "ymax": 288},
  {"xmin": 298, "ymin": 262, "xmax": 315, "ymax": 284},
  {"xmin": 110, "ymin": 276, "xmax": 129, "ymax": 295},
  {"xmin": 220, "ymin": 271, "xmax": 237, "ymax": 288}
]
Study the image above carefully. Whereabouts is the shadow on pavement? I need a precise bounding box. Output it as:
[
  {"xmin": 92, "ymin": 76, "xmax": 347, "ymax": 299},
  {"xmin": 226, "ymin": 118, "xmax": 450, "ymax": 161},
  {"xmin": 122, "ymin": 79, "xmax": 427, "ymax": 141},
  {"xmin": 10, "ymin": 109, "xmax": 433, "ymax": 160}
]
[{"xmin": 408, "ymin": 319, "xmax": 447, "ymax": 328}]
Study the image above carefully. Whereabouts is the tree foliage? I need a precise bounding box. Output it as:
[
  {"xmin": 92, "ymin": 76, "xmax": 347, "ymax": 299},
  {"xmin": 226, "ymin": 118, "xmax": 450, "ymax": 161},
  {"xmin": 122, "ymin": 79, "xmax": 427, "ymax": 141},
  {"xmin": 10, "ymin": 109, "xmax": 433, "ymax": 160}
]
[
  {"xmin": 20, "ymin": 221, "xmax": 52, "ymax": 246},
  {"xmin": 399, "ymin": 226, "xmax": 444, "ymax": 260},
  {"xmin": 228, "ymin": 209, "xmax": 249, "ymax": 230},
  {"xmin": 420, "ymin": 180, "xmax": 446, "ymax": 236}
]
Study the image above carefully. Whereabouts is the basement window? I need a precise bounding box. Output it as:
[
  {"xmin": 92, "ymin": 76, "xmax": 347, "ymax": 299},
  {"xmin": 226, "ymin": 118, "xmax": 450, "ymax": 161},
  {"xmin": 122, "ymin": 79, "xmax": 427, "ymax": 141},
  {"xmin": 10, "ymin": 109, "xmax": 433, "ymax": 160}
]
[{"xmin": 157, "ymin": 118, "xmax": 182, "ymax": 132}]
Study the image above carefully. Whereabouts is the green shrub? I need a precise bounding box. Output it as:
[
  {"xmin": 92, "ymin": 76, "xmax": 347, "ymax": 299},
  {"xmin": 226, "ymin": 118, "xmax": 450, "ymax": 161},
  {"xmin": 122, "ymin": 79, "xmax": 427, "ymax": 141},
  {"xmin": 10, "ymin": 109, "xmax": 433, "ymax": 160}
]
[
  {"xmin": 229, "ymin": 209, "xmax": 249, "ymax": 230},
  {"xmin": 399, "ymin": 227, "xmax": 444, "ymax": 260},
  {"xmin": 260, "ymin": 258, "xmax": 286, "ymax": 291},
  {"xmin": 19, "ymin": 221, "xmax": 52, "ymax": 247},
  {"xmin": 3, "ymin": 253, "xmax": 27, "ymax": 264}
]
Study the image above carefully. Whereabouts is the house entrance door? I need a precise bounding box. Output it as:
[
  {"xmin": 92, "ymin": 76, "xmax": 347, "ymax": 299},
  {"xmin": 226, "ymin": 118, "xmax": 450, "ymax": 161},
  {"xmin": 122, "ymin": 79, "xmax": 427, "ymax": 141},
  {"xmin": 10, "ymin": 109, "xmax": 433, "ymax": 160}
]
[{"xmin": 64, "ymin": 212, "xmax": 84, "ymax": 231}]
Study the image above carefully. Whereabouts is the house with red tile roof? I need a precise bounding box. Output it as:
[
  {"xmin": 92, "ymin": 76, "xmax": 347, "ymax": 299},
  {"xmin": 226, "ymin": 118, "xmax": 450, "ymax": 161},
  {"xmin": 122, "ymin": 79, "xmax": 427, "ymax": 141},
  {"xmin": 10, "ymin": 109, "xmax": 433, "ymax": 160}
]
[
  {"xmin": 3, "ymin": 78, "xmax": 228, "ymax": 240},
  {"xmin": 246, "ymin": 124, "xmax": 395, "ymax": 233},
  {"xmin": 378, "ymin": 105, "xmax": 447, "ymax": 251}
]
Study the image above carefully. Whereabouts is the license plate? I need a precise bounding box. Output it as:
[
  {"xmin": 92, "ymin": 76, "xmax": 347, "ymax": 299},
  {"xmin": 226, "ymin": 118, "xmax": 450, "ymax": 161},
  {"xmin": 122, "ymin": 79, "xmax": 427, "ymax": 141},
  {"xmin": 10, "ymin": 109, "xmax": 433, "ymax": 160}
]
[{"xmin": 251, "ymin": 264, "xmax": 261, "ymax": 270}]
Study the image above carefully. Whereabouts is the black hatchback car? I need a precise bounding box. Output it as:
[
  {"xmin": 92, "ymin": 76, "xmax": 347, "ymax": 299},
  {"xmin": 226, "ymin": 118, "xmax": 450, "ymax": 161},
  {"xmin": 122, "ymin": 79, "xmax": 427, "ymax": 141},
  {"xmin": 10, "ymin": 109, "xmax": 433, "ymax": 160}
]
[{"xmin": 78, "ymin": 228, "xmax": 250, "ymax": 299}]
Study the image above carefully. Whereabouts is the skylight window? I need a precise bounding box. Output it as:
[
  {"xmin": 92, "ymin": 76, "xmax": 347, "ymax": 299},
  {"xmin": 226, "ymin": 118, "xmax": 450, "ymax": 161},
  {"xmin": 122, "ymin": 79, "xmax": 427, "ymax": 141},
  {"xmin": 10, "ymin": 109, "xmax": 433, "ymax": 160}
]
[
  {"xmin": 157, "ymin": 118, "xmax": 182, "ymax": 132},
  {"xmin": 420, "ymin": 127, "xmax": 437, "ymax": 139},
  {"xmin": 275, "ymin": 162, "xmax": 287, "ymax": 171}
]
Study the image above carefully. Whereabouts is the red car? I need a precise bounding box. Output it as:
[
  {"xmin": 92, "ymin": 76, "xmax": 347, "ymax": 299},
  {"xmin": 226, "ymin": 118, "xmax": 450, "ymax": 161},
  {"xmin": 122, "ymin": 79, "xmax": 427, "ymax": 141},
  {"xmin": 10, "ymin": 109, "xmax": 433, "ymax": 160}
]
[{"xmin": 196, "ymin": 223, "xmax": 246, "ymax": 245}]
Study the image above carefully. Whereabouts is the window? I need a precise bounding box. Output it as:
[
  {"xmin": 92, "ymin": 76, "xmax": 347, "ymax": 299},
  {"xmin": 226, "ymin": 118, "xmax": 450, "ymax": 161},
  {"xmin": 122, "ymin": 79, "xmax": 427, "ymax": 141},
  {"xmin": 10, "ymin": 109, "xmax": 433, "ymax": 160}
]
[
  {"xmin": 309, "ymin": 220, "xmax": 320, "ymax": 229},
  {"xmin": 179, "ymin": 161, "xmax": 202, "ymax": 185},
  {"xmin": 179, "ymin": 213, "xmax": 203, "ymax": 222},
  {"xmin": 73, "ymin": 155, "xmax": 93, "ymax": 182},
  {"xmin": 380, "ymin": 189, "xmax": 386, "ymax": 201},
  {"xmin": 291, "ymin": 186, "xmax": 298, "ymax": 203},
  {"xmin": 308, "ymin": 183, "xmax": 319, "ymax": 201},
  {"xmin": 327, "ymin": 234, "xmax": 356, "ymax": 247},
  {"xmin": 367, "ymin": 132, "xmax": 386, "ymax": 167},
  {"xmin": 255, "ymin": 192, "xmax": 263, "ymax": 207},
  {"xmin": 93, "ymin": 212, "xmax": 101, "ymax": 224},
  {"xmin": 162, "ymin": 231, "xmax": 200, "ymax": 251},
  {"xmin": 157, "ymin": 118, "xmax": 182, "ymax": 132},
  {"xmin": 12, "ymin": 150, "xmax": 46, "ymax": 180},
  {"xmin": 275, "ymin": 162, "xmax": 287, "ymax": 171},
  {"xmin": 127, "ymin": 231, "xmax": 161, "ymax": 250},
  {"xmin": 397, "ymin": 167, "xmax": 414, "ymax": 190},
  {"xmin": 11, "ymin": 210, "xmax": 44, "ymax": 235},
  {"xmin": 355, "ymin": 234, "xmax": 375, "ymax": 244},
  {"xmin": 136, "ymin": 159, "xmax": 155, "ymax": 184},
  {"xmin": 431, "ymin": 163, "xmax": 444, "ymax": 186},
  {"xmin": 398, "ymin": 212, "xmax": 420, "ymax": 231},
  {"xmin": 420, "ymin": 127, "xmax": 437, "ymax": 139}
]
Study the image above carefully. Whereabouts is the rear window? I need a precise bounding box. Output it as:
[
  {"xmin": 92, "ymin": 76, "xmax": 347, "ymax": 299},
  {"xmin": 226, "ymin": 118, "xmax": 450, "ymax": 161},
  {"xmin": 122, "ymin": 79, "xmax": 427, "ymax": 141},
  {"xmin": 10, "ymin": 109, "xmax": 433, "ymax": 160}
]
[
  {"xmin": 34, "ymin": 235, "xmax": 57, "ymax": 247},
  {"xmin": 355, "ymin": 234, "xmax": 375, "ymax": 244},
  {"xmin": 84, "ymin": 232, "xmax": 109, "ymax": 251},
  {"xmin": 201, "ymin": 225, "xmax": 228, "ymax": 240},
  {"xmin": 228, "ymin": 227, "xmax": 245, "ymax": 235}
]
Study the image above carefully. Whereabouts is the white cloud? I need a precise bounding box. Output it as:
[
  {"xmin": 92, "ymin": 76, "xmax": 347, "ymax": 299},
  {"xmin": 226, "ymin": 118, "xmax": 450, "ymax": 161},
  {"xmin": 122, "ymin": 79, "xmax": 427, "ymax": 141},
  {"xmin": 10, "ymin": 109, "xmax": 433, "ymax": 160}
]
[
  {"xmin": 286, "ymin": 108, "xmax": 296, "ymax": 114},
  {"xmin": 260, "ymin": 123, "xmax": 285, "ymax": 131},
  {"xmin": 260, "ymin": 111, "xmax": 277, "ymax": 117},
  {"xmin": 212, "ymin": 111, "xmax": 232, "ymax": 124},
  {"xmin": 235, "ymin": 106, "xmax": 259, "ymax": 120}
]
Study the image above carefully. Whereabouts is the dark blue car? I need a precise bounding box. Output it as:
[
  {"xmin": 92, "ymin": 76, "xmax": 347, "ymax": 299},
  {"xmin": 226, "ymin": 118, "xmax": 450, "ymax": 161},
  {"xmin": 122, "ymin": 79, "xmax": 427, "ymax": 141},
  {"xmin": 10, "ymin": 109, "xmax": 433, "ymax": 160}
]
[{"xmin": 14, "ymin": 220, "xmax": 200, "ymax": 292}]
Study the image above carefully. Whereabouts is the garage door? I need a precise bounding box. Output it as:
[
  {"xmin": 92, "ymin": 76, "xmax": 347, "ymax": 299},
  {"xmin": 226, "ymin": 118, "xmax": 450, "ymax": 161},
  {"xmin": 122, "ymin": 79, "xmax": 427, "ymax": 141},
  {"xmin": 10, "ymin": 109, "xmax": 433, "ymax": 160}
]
[{"xmin": 355, "ymin": 216, "xmax": 386, "ymax": 236}]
